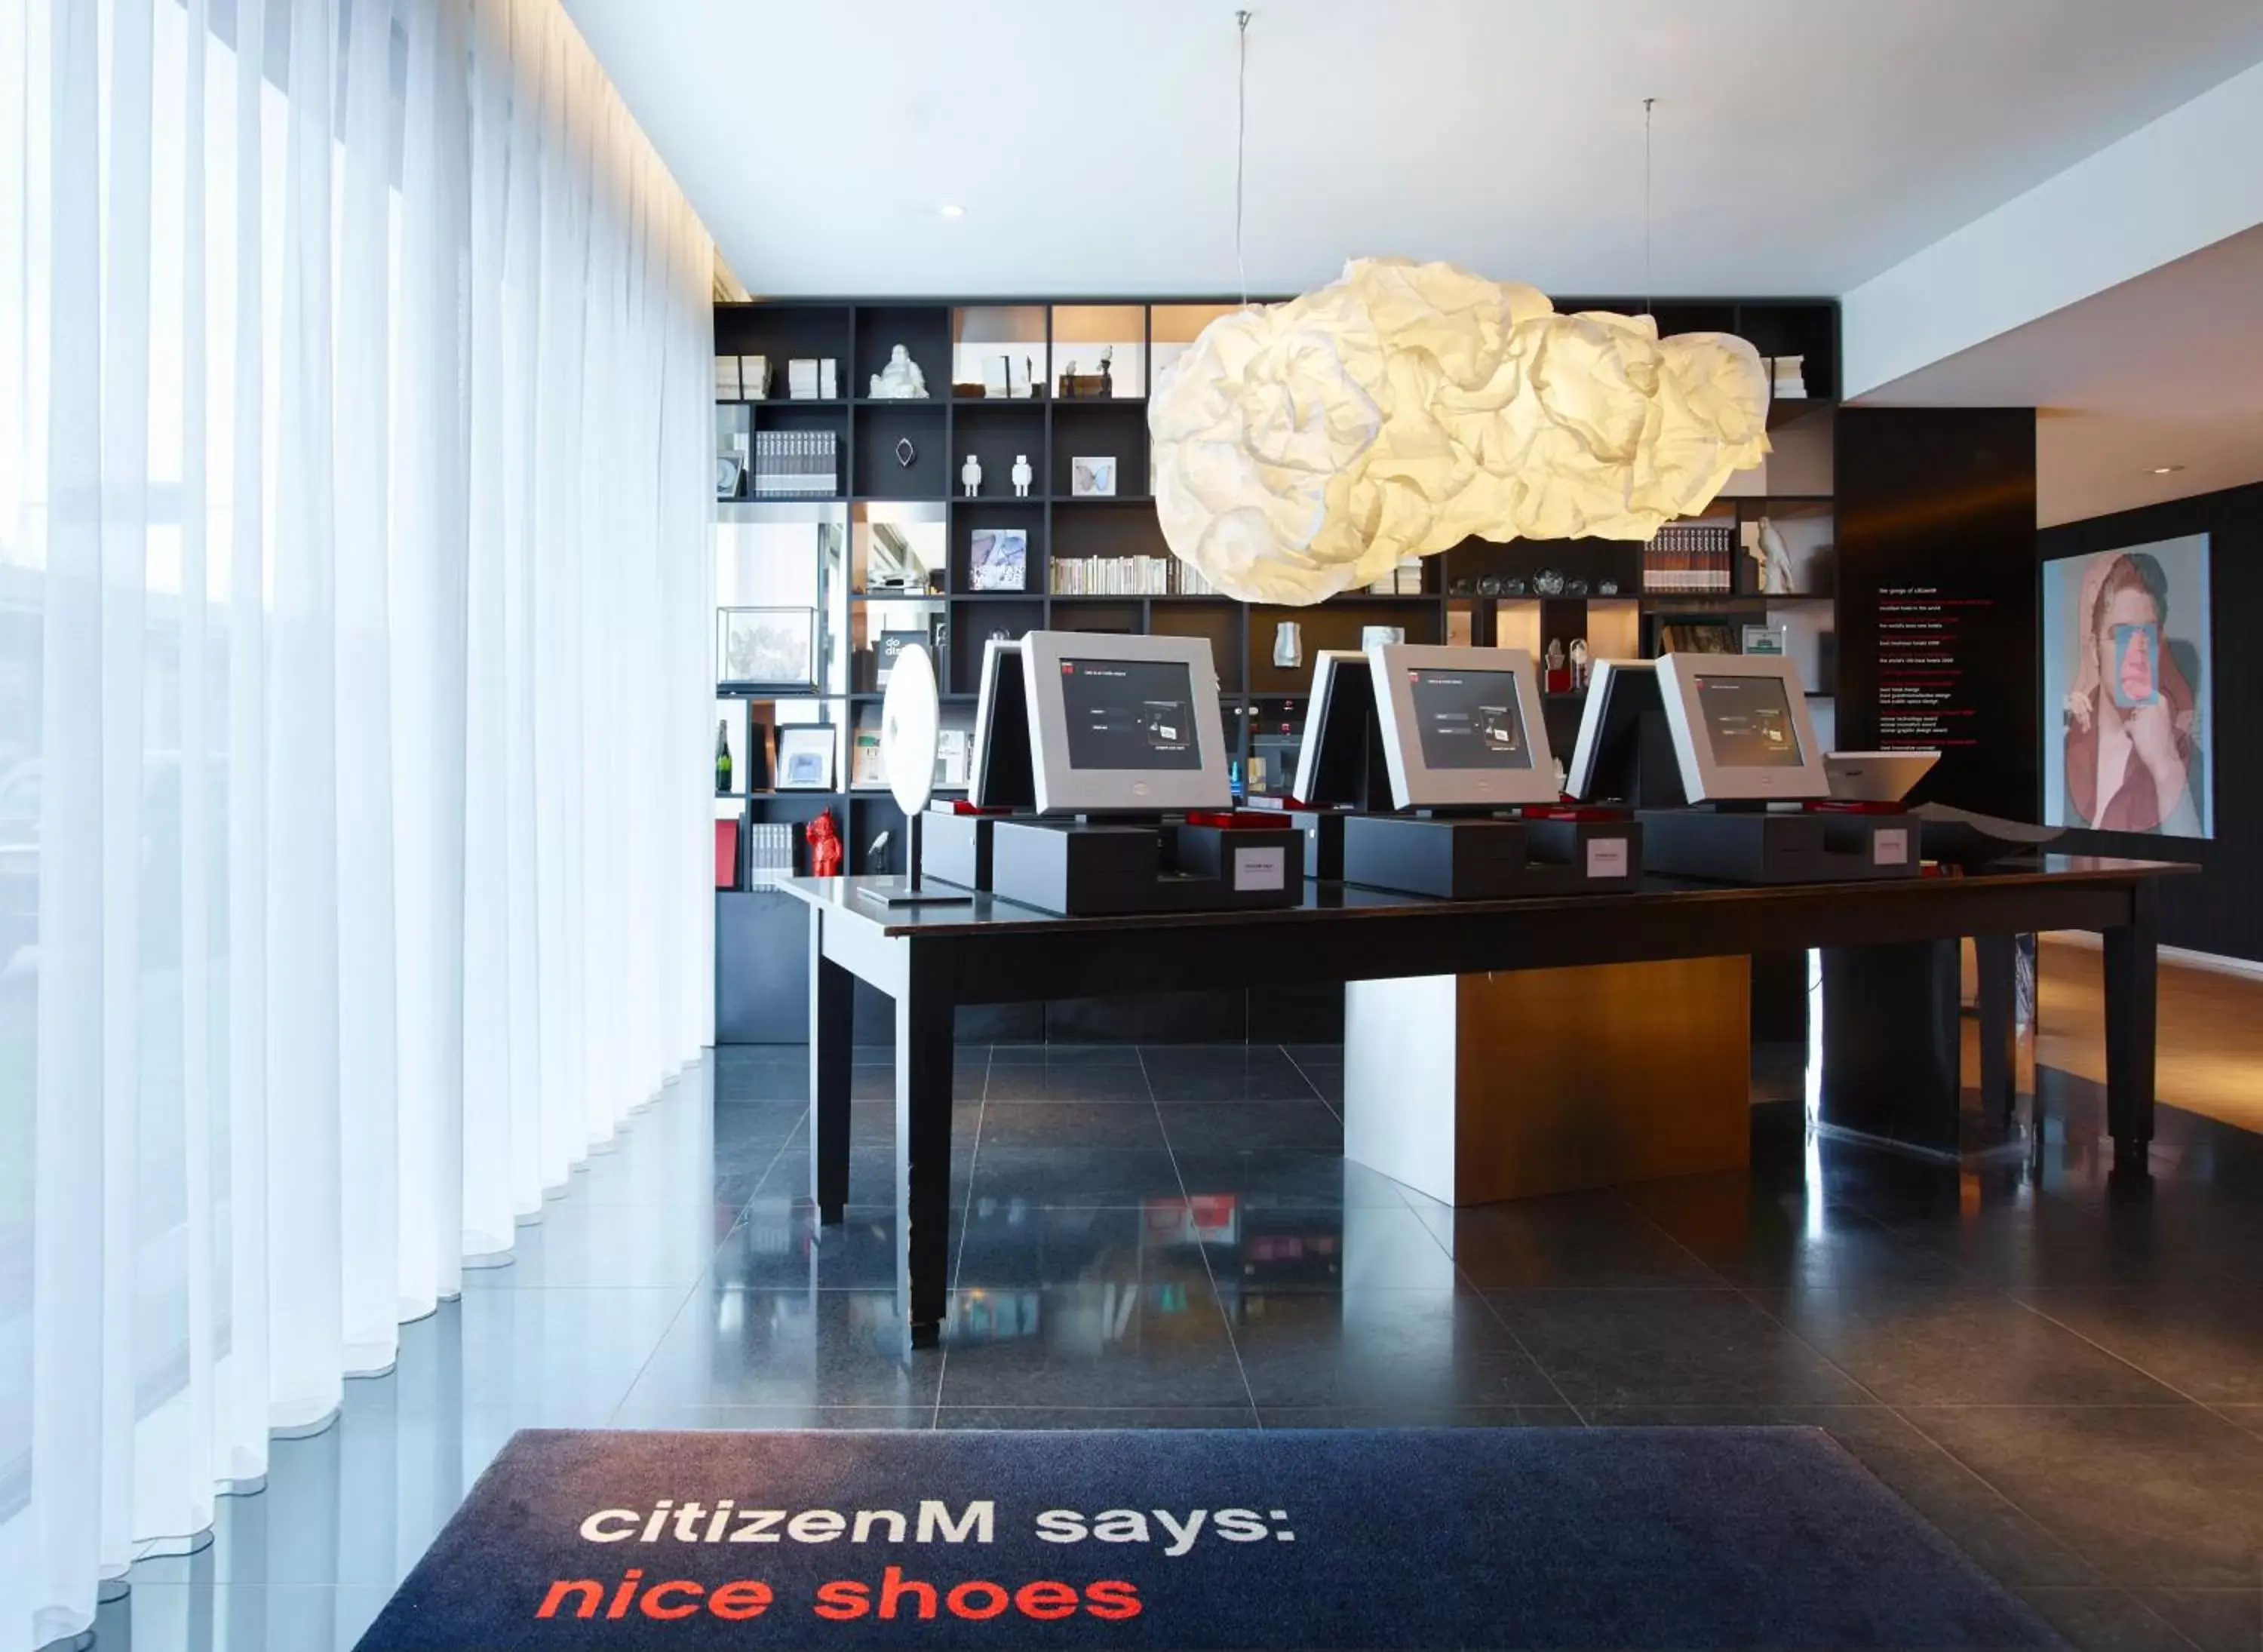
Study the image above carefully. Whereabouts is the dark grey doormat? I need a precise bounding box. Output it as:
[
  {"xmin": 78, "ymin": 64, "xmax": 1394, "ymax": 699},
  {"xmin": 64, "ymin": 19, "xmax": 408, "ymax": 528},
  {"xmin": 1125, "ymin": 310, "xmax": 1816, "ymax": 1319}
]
[{"xmin": 355, "ymin": 1426, "xmax": 2063, "ymax": 1650}]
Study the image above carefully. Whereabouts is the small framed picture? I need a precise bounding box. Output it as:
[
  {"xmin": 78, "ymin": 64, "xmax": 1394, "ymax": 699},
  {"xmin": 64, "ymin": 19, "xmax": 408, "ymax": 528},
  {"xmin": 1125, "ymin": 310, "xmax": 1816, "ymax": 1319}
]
[
  {"xmin": 715, "ymin": 455, "xmax": 744, "ymax": 500},
  {"xmin": 775, "ymin": 725, "xmax": 837, "ymax": 791},
  {"xmin": 968, "ymin": 527, "xmax": 1028, "ymax": 591},
  {"xmin": 1070, "ymin": 456, "xmax": 1117, "ymax": 497},
  {"xmin": 1742, "ymin": 623, "xmax": 1789, "ymax": 657},
  {"xmin": 718, "ymin": 606, "xmax": 818, "ymax": 692}
]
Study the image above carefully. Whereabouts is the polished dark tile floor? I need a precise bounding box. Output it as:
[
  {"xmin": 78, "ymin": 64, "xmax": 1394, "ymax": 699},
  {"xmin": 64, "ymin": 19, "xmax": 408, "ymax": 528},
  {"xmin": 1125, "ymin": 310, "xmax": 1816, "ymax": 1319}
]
[{"xmin": 100, "ymin": 1041, "xmax": 2263, "ymax": 1651}]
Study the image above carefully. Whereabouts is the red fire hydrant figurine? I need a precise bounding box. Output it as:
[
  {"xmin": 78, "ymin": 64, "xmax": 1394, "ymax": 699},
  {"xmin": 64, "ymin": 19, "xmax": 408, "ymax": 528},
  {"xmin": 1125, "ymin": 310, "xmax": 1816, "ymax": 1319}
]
[{"xmin": 806, "ymin": 809, "xmax": 843, "ymax": 877}]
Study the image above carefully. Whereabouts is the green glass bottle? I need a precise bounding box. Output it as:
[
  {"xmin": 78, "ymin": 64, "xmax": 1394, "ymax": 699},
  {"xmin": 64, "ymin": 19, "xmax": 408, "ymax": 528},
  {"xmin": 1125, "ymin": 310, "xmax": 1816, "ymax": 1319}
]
[{"xmin": 715, "ymin": 718, "xmax": 734, "ymax": 794}]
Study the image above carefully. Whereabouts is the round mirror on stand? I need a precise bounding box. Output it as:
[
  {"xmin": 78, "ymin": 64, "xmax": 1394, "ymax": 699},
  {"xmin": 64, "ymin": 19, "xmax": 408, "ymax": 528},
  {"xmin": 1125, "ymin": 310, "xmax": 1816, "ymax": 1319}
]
[{"xmin": 858, "ymin": 643, "xmax": 973, "ymax": 907}]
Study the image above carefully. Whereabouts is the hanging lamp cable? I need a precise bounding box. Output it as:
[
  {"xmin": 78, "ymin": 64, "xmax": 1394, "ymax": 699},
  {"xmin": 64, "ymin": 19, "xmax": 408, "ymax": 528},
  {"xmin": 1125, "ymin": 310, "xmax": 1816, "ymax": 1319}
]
[
  {"xmin": 1642, "ymin": 96, "xmax": 1657, "ymax": 316},
  {"xmin": 1236, "ymin": 10, "xmax": 1252, "ymax": 308}
]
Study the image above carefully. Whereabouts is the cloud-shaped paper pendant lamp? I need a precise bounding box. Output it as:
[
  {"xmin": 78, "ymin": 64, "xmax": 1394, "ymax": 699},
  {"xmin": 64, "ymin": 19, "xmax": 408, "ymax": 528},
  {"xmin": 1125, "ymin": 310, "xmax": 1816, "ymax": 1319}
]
[{"xmin": 1149, "ymin": 258, "xmax": 1773, "ymax": 606}]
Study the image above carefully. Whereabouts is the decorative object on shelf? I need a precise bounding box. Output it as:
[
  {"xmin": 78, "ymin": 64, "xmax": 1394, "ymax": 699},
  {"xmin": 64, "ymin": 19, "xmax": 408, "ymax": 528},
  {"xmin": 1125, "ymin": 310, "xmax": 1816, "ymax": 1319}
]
[
  {"xmin": 742, "ymin": 355, "xmax": 771, "ymax": 399},
  {"xmin": 1544, "ymin": 636, "xmax": 1571, "ymax": 692},
  {"xmin": 1661, "ymin": 621, "xmax": 1736, "ymax": 654},
  {"xmin": 894, "ymin": 435, "xmax": 917, "ymax": 468},
  {"xmin": 869, "ymin": 345, "xmax": 929, "ymax": 399},
  {"xmin": 1360, "ymin": 625, "xmax": 1406, "ymax": 650},
  {"xmin": 1571, "ymin": 637, "xmax": 1592, "ymax": 689},
  {"xmin": 715, "ymin": 455, "xmax": 744, "ymax": 500},
  {"xmin": 1564, "ymin": 578, "xmax": 1589, "ymax": 597},
  {"xmin": 1476, "ymin": 575, "xmax": 1503, "ymax": 597},
  {"xmin": 1598, "ymin": 578, "xmax": 1620, "ymax": 596},
  {"xmin": 788, "ymin": 358, "xmax": 820, "ymax": 400},
  {"xmin": 1272, "ymin": 620, "xmax": 1304, "ymax": 670},
  {"xmin": 935, "ymin": 726, "xmax": 971, "ymax": 788},
  {"xmin": 806, "ymin": 808, "xmax": 843, "ymax": 875},
  {"xmin": 874, "ymin": 629, "xmax": 926, "ymax": 689},
  {"xmin": 717, "ymin": 606, "xmax": 818, "ymax": 692},
  {"xmin": 851, "ymin": 726, "xmax": 886, "ymax": 788},
  {"xmin": 1058, "ymin": 357, "xmax": 1111, "ymax": 398},
  {"xmin": 969, "ymin": 528, "xmax": 1028, "ymax": 592},
  {"xmin": 1008, "ymin": 356, "xmax": 1035, "ymax": 399},
  {"xmin": 1449, "ymin": 577, "xmax": 1474, "ymax": 597},
  {"xmin": 1100, "ymin": 346, "xmax": 1115, "ymax": 397},
  {"xmin": 1756, "ymin": 515, "xmax": 1796, "ymax": 594},
  {"xmin": 1148, "ymin": 258, "xmax": 1770, "ymax": 605},
  {"xmin": 1071, "ymin": 456, "xmax": 1117, "ymax": 496},
  {"xmin": 1768, "ymin": 355, "xmax": 1807, "ymax": 400},
  {"xmin": 961, "ymin": 454, "xmax": 982, "ymax": 496},
  {"xmin": 1742, "ymin": 623, "xmax": 1788, "ymax": 657},
  {"xmin": 1503, "ymin": 577, "xmax": 1530, "ymax": 597},
  {"xmin": 982, "ymin": 356, "xmax": 1011, "ymax": 398},
  {"xmin": 1534, "ymin": 567, "xmax": 1566, "ymax": 597},
  {"xmin": 986, "ymin": 628, "xmax": 1011, "ymax": 645},
  {"xmin": 867, "ymin": 830, "xmax": 892, "ymax": 874},
  {"xmin": 715, "ymin": 718, "xmax": 735, "ymax": 794},
  {"xmin": 821, "ymin": 358, "xmax": 840, "ymax": 399},
  {"xmin": 777, "ymin": 726, "xmax": 837, "ymax": 791},
  {"xmin": 1012, "ymin": 454, "xmax": 1033, "ymax": 496}
]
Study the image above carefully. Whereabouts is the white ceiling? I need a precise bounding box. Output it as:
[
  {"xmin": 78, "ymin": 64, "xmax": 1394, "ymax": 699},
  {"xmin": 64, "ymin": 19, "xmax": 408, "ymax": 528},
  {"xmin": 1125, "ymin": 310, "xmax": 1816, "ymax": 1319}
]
[
  {"xmin": 564, "ymin": 0, "xmax": 2263, "ymax": 300},
  {"xmin": 1858, "ymin": 223, "xmax": 2263, "ymax": 525}
]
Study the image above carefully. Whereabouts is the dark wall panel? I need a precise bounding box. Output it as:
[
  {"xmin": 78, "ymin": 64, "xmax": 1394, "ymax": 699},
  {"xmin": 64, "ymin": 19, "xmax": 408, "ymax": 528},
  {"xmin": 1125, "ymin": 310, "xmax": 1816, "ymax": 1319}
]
[
  {"xmin": 2039, "ymin": 481, "xmax": 2263, "ymax": 962},
  {"xmin": 1837, "ymin": 408, "xmax": 2039, "ymax": 819}
]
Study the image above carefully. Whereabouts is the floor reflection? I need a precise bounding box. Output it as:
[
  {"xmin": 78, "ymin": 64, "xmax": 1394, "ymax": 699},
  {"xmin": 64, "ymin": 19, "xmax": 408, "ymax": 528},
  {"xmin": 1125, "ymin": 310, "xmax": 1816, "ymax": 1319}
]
[{"xmin": 94, "ymin": 1032, "xmax": 2263, "ymax": 1652}]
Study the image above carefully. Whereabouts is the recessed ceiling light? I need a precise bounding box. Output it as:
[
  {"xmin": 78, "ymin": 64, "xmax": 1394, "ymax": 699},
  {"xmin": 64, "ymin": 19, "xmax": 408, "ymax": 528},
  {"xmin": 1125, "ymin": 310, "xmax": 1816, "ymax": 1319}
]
[
  {"xmin": 2148, "ymin": 465, "xmax": 2184, "ymax": 474},
  {"xmin": 938, "ymin": 204, "xmax": 965, "ymax": 218}
]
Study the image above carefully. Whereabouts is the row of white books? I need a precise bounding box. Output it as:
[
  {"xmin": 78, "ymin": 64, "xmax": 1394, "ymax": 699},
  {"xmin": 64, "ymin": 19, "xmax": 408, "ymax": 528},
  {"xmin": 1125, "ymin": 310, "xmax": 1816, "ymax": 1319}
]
[
  {"xmin": 1049, "ymin": 555, "xmax": 1218, "ymax": 597},
  {"xmin": 1643, "ymin": 524, "xmax": 1738, "ymax": 593},
  {"xmin": 749, "ymin": 431, "xmax": 838, "ymax": 497}
]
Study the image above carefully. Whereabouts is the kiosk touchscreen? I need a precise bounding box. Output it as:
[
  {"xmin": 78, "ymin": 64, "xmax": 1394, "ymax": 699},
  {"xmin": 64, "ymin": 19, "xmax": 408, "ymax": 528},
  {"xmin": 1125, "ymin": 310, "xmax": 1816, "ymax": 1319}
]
[
  {"xmin": 967, "ymin": 637, "xmax": 1034, "ymax": 810},
  {"xmin": 1291, "ymin": 650, "xmax": 1392, "ymax": 811},
  {"xmin": 1653, "ymin": 653, "xmax": 1830, "ymax": 804},
  {"xmin": 1368, "ymin": 643, "xmax": 1558, "ymax": 811},
  {"xmin": 1565, "ymin": 660, "xmax": 1684, "ymax": 807},
  {"xmin": 1019, "ymin": 631, "xmax": 1232, "ymax": 816}
]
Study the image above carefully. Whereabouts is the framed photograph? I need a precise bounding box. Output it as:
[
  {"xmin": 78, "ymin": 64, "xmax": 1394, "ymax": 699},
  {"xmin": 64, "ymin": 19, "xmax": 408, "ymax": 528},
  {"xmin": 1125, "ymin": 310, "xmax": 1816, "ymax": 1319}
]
[
  {"xmin": 1741, "ymin": 623, "xmax": 1788, "ymax": 657},
  {"xmin": 2042, "ymin": 535, "xmax": 2212, "ymax": 837},
  {"xmin": 968, "ymin": 527, "xmax": 1028, "ymax": 592},
  {"xmin": 715, "ymin": 455, "xmax": 743, "ymax": 500},
  {"xmin": 718, "ymin": 606, "xmax": 818, "ymax": 692},
  {"xmin": 1070, "ymin": 456, "xmax": 1118, "ymax": 497},
  {"xmin": 775, "ymin": 725, "xmax": 837, "ymax": 791}
]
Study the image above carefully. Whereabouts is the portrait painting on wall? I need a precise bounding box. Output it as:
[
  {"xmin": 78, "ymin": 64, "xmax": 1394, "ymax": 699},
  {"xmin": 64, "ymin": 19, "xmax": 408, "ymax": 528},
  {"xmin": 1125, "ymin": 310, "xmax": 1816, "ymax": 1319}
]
[{"xmin": 2042, "ymin": 535, "xmax": 2212, "ymax": 837}]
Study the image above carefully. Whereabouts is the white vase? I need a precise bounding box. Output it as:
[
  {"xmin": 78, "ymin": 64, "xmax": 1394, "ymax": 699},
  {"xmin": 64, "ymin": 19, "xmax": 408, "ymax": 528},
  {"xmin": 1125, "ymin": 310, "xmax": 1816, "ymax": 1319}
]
[{"xmin": 1272, "ymin": 620, "xmax": 1303, "ymax": 669}]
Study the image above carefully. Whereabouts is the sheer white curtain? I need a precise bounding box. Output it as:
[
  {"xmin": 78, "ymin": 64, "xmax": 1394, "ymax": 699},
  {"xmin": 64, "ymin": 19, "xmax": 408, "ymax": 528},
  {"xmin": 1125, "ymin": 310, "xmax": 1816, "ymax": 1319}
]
[{"xmin": 0, "ymin": 0, "xmax": 717, "ymax": 1643}]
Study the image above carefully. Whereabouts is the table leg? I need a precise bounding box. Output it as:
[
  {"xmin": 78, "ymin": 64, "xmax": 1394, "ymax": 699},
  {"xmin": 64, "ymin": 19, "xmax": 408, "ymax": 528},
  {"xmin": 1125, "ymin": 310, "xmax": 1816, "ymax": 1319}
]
[
  {"xmin": 2102, "ymin": 882, "xmax": 2160, "ymax": 1175},
  {"xmin": 808, "ymin": 908, "xmax": 853, "ymax": 1224},
  {"xmin": 895, "ymin": 957, "xmax": 953, "ymax": 1348},
  {"xmin": 1975, "ymin": 934, "xmax": 2017, "ymax": 1135}
]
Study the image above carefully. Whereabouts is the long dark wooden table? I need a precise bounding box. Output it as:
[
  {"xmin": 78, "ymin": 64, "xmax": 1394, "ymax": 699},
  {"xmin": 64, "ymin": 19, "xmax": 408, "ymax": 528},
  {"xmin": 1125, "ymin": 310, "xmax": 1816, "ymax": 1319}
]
[{"xmin": 773, "ymin": 856, "xmax": 2191, "ymax": 1346}]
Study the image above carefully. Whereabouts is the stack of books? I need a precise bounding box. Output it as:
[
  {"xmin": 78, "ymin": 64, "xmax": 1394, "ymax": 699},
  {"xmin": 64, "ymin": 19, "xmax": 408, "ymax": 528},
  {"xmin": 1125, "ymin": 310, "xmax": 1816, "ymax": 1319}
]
[
  {"xmin": 1049, "ymin": 555, "xmax": 1218, "ymax": 597},
  {"xmin": 1365, "ymin": 557, "xmax": 1426, "ymax": 596},
  {"xmin": 1643, "ymin": 524, "xmax": 1736, "ymax": 594},
  {"xmin": 751, "ymin": 431, "xmax": 838, "ymax": 497},
  {"xmin": 745, "ymin": 822, "xmax": 799, "ymax": 880}
]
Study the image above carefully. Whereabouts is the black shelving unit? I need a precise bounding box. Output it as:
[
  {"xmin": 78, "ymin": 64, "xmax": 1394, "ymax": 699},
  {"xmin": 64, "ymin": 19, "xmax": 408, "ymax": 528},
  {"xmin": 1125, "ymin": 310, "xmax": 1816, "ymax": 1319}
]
[{"xmin": 713, "ymin": 295, "xmax": 1842, "ymax": 877}]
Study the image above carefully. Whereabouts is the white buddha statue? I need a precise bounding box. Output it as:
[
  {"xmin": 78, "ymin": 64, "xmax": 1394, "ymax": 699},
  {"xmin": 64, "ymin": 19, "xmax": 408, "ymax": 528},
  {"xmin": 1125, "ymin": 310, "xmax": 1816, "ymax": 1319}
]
[{"xmin": 868, "ymin": 345, "xmax": 928, "ymax": 400}]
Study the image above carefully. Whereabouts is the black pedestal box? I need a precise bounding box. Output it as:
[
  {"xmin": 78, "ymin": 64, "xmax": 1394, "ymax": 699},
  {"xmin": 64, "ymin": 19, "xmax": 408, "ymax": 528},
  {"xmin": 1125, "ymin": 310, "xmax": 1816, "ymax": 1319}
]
[
  {"xmin": 1339, "ymin": 814, "xmax": 1642, "ymax": 901},
  {"xmin": 921, "ymin": 806, "xmax": 1001, "ymax": 892},
  {"xmin": 990, "ymin": 818, "xmax": 1303, "ymax": 917},
  {"xmin": 1635, "ymin": 808, "xmax": 1920, "ymax": 884}
]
